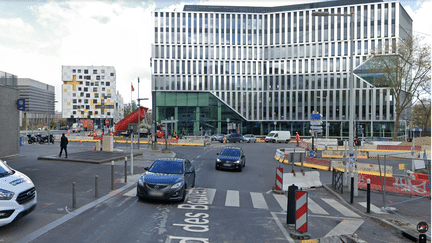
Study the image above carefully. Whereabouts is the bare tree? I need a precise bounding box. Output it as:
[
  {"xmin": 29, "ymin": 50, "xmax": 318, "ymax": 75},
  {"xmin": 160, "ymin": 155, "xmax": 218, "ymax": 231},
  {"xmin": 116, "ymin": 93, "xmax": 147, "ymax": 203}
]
[
  {"xmin": 412, "ymin": 99, "xmax": 431, "ymax": 136},
  {"xmin": 368, "ymin": 35, "xmax": 431, "ymax": 139}
]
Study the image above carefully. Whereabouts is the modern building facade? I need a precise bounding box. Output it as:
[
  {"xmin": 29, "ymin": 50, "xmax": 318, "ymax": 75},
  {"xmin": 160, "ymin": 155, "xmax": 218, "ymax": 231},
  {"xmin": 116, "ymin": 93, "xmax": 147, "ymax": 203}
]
[
  {"xmin": 17, "ymin": 78, "xmax": 55, "ymax": 129},
  {"xmin": 61, "ymin": 65, "xmax": 124, "ymax": 128},
  {"xmin": 151, "ymin": 0, "xmax": 412, "ymax": 137}
]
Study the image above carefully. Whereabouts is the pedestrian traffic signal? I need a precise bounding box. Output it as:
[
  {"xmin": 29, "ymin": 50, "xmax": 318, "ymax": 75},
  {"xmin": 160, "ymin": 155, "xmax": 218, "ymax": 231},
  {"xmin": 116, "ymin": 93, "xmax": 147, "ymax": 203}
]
[
  {"xmin": 354, "ymin": 139, "xmax": 361, "ymax": 146},
  {"xmin": 407, "ymin": 138, "xmax": 412, "ymax": 142}
]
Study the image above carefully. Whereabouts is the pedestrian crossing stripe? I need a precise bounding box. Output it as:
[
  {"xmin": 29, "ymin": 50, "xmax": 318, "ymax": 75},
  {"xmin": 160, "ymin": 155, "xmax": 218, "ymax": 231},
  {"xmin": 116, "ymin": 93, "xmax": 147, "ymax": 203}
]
[
  {"xmin": 358, "ymin": 202, "xmax": 388, "ymax": 214},
  {"xmin": 125, "ymin": 187, "xmax": 371, "ymax": 218}
]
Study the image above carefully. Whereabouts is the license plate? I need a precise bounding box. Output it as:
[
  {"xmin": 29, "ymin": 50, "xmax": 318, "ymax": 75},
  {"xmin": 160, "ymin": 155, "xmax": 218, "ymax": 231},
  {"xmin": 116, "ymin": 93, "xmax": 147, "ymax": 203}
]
[
  {"xmin": 149, "ymin": 191, "xmax": 164, "ymax": 197},
  {"xmin": 223, "ymin": 163, "xmax": 232, "ymax": 166}
]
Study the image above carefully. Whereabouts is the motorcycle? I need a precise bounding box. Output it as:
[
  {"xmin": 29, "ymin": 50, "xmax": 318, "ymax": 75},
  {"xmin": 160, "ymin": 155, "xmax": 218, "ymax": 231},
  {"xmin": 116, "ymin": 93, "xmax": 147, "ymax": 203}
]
[
  {"xmin": 27, "ymin": 134, "xmax": 37, "ymax": 144},
  {"xmin": 36, "ymin": 134, "xmax": 49, "ymax": 144},
  {"xmin": 49, "ymin": 134, "xmax": 55, "ymax": 144}
]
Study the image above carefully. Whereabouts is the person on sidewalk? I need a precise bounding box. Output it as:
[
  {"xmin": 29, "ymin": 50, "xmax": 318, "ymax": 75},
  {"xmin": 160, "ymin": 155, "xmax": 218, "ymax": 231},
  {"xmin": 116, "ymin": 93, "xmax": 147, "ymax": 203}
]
[
  {"xmin": 59, "ymin": 133, "xmax": 68, "ymax": 158},
  {"xmin": 296, "ymin": 132, "xmax": 300, "ymax": 147}
]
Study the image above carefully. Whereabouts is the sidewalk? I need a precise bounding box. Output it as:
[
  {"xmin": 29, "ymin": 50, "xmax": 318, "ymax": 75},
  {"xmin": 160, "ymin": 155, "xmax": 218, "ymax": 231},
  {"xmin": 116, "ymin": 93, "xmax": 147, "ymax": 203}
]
[{"xmin": 324, "ymin": 183, "xmax": 431, "ymax": 242}]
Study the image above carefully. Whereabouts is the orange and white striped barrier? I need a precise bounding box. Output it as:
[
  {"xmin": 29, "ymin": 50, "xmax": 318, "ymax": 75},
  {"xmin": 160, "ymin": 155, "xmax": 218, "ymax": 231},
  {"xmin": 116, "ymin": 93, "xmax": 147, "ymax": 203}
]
[
  {"xmin": 295, "ymin": 190, "xmax": 308, "ymax": 232},
  {"xmin": 275, "ymin": 167, "xmax": 283, "ymax": 191}
]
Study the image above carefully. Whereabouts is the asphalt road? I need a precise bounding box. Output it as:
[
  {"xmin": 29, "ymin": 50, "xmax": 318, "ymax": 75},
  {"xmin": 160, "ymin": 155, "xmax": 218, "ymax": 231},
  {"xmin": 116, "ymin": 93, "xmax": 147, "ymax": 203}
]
[{"xmin": 1, "ymin": 141, "xmax": 413, "ymax": 242}]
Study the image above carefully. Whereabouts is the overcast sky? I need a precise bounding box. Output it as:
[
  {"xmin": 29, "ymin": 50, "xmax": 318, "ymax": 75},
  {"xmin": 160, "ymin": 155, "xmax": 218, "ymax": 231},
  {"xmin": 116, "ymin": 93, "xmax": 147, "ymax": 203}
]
[{"xmin": 0, "ymin": 0, "xmax": 430, "ymax": 112}]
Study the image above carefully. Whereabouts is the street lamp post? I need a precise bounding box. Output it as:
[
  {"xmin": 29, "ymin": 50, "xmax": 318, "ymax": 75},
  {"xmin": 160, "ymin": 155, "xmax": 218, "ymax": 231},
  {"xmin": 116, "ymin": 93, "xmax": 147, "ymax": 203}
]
[{"xmin": 313, "ymin": 10, "xmax": 356, "ymax": 192}]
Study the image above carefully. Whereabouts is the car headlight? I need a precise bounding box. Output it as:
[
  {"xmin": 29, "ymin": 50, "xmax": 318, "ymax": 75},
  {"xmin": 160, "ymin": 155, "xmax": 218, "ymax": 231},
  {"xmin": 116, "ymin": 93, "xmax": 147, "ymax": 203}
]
[
  {"xmin": 138, "ymin": 176, "xmax": 146, "ymax": 186},
  {"xmin": 217, "ymin": 158, "xmax": 221, "ymax": 162},
  {"xmin": 0, "ymin": 189, "xmax": 14, "ymax": 200},
  {"xmin": 234, "ymin": 160, "xmax": 241, "ymax": 164},
  {"xmin": 171, "ymin": 181, "xmax": 184, "ymax": 189}
]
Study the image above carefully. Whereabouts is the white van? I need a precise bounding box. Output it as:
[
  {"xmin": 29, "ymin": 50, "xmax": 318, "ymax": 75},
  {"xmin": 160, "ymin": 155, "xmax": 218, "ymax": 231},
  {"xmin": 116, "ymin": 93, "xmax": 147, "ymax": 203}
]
[
  {"xmin": 0, "ymin": 159, "xmax": 37, "ymax": 227},
  {"xmin": 265, "ymin": 131, "xmax": 291, "ymax": 143}
]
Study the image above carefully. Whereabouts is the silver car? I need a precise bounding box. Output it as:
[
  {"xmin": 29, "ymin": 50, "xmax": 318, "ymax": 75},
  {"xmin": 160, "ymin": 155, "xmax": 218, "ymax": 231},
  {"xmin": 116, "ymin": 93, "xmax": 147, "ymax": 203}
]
[{"xmin": 243, "ymin": 134, "xmax": 257, "ymax": 143}]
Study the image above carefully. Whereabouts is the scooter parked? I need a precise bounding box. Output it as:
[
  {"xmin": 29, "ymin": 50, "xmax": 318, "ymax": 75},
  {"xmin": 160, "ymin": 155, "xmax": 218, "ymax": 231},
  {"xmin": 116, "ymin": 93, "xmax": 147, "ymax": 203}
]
[{"xmin": 27, "ymin": 134, "xmax": 37, "ymax": 144}]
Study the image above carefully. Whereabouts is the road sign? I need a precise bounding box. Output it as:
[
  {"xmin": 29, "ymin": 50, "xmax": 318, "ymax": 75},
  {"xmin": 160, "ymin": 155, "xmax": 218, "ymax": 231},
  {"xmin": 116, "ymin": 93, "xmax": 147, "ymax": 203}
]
[
  {"xmin": 309, "ymin": 129, "xmax": 323, "ymax": 133},
  {"xmin": 311, "ymin": 114, "xmax": 321, "ymax": 120},
  {"xmin": 310, "ymin": 120, "xmax": 323, "ymax": 125},
  {"xmin": 310, "ymin": 126, "xmax": 323, "ymax": 129},
  {"xmin": 105, "ymin": 120, "xmax": 109, "ymax": 125},
  {"xmin": 310, "ymin": 150, "xmax": 314, "ymax": 157}
]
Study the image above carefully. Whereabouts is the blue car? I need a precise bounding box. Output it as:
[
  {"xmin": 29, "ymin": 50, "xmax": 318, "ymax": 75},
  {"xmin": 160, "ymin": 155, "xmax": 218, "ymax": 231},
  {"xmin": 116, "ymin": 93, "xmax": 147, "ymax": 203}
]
[
  {"xmin": 215, "ymin": 147, "xmax": 246, "ymax": 172},
  {"xmin": 137, "ymin": 158, "xmax": 195, "ymax": 202}
]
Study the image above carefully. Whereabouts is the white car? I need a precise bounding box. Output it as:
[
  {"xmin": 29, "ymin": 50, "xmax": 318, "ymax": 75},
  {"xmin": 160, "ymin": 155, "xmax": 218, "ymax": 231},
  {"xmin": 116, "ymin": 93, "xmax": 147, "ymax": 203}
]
[
  {"xmin": 243, "ymin": 134, "xmax": 257, "ymax": 143},
  {"xmin": 0, "ymin": 160, "xmax": 37, "ymax": 227}
]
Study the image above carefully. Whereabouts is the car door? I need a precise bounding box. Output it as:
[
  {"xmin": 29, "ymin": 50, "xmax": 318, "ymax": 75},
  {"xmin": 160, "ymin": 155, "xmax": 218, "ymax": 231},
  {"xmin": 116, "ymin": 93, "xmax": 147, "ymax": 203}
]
[{"xmin": 184, "ymin": 160, "xmax": 193, "ymax": 187}]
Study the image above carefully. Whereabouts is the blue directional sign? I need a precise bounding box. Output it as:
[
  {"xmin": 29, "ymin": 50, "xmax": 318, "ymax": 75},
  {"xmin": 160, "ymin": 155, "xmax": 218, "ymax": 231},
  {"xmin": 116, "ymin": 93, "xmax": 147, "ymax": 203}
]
[
  {"xmin": 311, "ymin": 114, "xmax": 321, "ymax": 120},
  {"xmin": 310, "ymin": 150, "xmax": 314, "ymax": 158},
  {"xmin": 17, "ymin": 99, "xmax": 26, "ymax": 111}
]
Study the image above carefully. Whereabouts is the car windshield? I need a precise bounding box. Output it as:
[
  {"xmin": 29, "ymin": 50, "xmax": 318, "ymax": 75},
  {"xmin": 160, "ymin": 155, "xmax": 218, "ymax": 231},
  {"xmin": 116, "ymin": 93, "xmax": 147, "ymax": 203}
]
[
  {"xmin": 220, "ymin": 149, "xmax": 240, "ymax": 157},
  {"xmin": 0, "ymin": 160, "xmax": 13, "ymax": 178},
  {"xmin": 148, "ymin": 160, "xmax": 183, "ymax": 174},
  {"xmin": 268, "ymin": 132, "xmax": 275, "ymax": 137}
]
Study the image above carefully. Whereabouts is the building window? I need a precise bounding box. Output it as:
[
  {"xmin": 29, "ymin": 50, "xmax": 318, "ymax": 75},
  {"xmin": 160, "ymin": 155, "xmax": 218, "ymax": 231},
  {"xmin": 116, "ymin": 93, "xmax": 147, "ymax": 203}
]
[
  {"xmin": 73, "ymin": 99, "xmax": 77, "ymax": 104},
  {"xmin": 73, "ymin": 69, "xmax": 76, "ymax": 73},
  {"xmin": 93, "ymin": 70, "xmax": 98, "ymax": 74},
  {"xmin": 84, "ymin": 69, "xmax": 88, "ymax": 74},
  {"xmin": 93, "ymin": 88, "xmax": 97, "ymax": 92},
  {"xmin": 96, "ymin": 76, "xmax": 100, "ymax": 80},
  {"xmin": 101, "ymin": 69, "xmax": 105, "ymax": 73},
  {"xmin": 106, "ymin": 82, "xmax": 110, "ymax": 86}
]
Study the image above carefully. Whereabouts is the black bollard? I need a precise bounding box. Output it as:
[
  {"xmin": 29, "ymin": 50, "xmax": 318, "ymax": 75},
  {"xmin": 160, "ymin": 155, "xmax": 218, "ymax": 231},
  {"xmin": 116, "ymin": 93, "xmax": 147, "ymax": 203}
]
[
  {"xmin": 287, "ymin": 184, "xmax": 298, "ymax": 225},
  {"xmin": 366, "ymin": 179, "xmax": 370, "ymax": 213},
  {"xmin": 95, "ymin": 175, "xmax": 99, "ymax": 198},
  {"xmin": 350, "ymin": 175, "xmax": 354, "ymax": 204},
  {"xmin": 72, "ymin": 182, "xmax": 76, "ymax": 209},
  {"xmin": 111, "ymin": 161, "xmax": 114, "ymax": 190}
]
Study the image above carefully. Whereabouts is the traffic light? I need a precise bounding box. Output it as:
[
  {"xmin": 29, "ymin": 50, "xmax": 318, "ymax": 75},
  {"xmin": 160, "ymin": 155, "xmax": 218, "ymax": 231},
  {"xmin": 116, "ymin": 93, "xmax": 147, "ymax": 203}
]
[
  {"xmin": 407, "ymin": 138, "xmax": 412, "ymax": 142},
  {"xmin": 354, "ymin": 139, "xmax": 362, "ymax": 146}
]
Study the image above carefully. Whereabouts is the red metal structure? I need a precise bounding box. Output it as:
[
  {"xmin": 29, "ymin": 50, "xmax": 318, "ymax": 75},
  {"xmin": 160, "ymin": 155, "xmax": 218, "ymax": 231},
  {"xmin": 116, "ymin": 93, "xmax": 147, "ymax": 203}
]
[{"xmin": 114, "ymin": 107, "xmax": 148, "ymax": 135}]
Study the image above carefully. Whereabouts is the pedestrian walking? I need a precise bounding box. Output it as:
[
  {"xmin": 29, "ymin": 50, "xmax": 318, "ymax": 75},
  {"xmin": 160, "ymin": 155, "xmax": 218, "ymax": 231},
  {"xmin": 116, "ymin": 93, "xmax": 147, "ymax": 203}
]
[
  {"xmin": 59, "ymin": 133, "xmax": 68, "ymax": 158},
  {"xmin": 296, "ymin": 132, "xmax": 300, "ymax": 147}
]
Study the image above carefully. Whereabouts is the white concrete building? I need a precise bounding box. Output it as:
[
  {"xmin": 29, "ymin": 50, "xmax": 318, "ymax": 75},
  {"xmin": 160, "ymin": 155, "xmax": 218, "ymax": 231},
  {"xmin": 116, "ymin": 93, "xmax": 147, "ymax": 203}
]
[{"xmin": 61, "ymin": 65, "xmax": 124, "ymax": 127}]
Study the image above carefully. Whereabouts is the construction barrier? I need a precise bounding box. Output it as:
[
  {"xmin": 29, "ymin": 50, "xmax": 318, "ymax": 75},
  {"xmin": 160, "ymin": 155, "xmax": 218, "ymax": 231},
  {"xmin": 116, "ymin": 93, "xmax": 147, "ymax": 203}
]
[
  {"xmin": 357, "ymin": 173, "xmax": 431, "ymax": 196},
  {"xmin": 377, "ymin": 145, "xmax": 421, "ymax": 151},
  {"xmin": 283, "ymin": 171, "xmax": 322, "ymax": 190},
  {"xmin": 275, "ymin": 167, "xmax": 283, "ymax": 191},
  {"xmin": 295, "ymin": 191, "xmax": 308, "ymax": 233}
]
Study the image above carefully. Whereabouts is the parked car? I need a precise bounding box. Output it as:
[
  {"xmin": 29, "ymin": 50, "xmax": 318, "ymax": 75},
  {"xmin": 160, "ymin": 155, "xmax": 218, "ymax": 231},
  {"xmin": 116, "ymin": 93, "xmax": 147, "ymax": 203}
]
[
  {"xmin": 136, "ymin": 158, "xmax": 195, "ymax": 202},
  {"xmin": 225, "ymin": 133, "xmax": 244, "ymax": 143},
  {"xmin": 212, "ymin": 134, "xmax": 225, "ymax": 141},
  {"xmin": 243, "ymin": 134, "xmax": 257, "ymax": 143},
  {"xmin": 215, "ymin": 147, "xmax": 246, "ymax": 172},
  {"xmin": 0, "ymin": 159, "xmax": 37, "ymax": 227},
  {"xmin": 217, "ymin": 134, "xmax": 226, "ymax": 143}
]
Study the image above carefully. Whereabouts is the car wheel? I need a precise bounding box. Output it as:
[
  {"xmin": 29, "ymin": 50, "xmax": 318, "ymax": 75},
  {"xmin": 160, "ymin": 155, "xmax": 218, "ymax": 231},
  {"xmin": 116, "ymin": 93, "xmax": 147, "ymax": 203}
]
[
  {"xmin": 238, "ymin": 165, "xmax": 242, "ymax": 172},
  {"xmin": 191, "ymin": 173, "xmax": 196, "ymax": 188},
  {"xmin": 180, "ymin": 187, "xmax": 187, "ymax": 202},
  {"xmin": 254, "ymin": 140, "xmax": 256, "ymax": 143},
  {"xmin": 28, "ymin": 140, "xmax": 32, "ymax": 144},
  {"xmin": 243, "ymin": 160, "xmax": 246, "ymax": 167},
  {"xmin": 215, "ymin": 163, "xmax": 219, "ymax": 170}
]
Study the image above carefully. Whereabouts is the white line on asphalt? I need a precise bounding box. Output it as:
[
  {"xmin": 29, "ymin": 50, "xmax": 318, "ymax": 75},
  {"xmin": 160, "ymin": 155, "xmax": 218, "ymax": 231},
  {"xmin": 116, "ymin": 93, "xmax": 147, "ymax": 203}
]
[
  {"xmin": 271, "ymin": 212, "xmax": 296, "ymax": 243},
  {"xmin": 308, "ymin": 197, "xmax": 329, "ymax": 215},
  {"xmin": 273, "ymin": 194, "xmax": 287, "ymax": 211},
  {"xmin": 324, "ymin": 219, "xmax": 364, "ymax": 238},
  {"xmin": 225, "ymin": 190, "xmax": 240, "ymax": 207},
  {"xmin": 250, "ymin": 192, "xmax": 268, "ymax": 209},
  {"xmin": 322, "ymin": 198, "xmax": 360, "ymax": 217},
  {"xmin": 358, "ymin": 202, "xmax": 388, "ymax": 214},
  {"xmin": 124, "ymin": 188, "xmax": 136, "ymax": 197}
]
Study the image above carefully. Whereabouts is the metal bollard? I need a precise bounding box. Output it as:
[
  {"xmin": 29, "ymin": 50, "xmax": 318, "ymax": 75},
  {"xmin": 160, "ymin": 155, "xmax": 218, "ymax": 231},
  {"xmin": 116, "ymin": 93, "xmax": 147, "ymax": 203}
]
[
  {"xmin": 124, "ymin": 158, "xmax": 127, "ymax": 183},
  {"xmin": 72, "ymin": 182, "xmax": 76, "ymax": 209},
  {"xmin": 95, "ymin": 175, "xmax": 98, "ymax": 198},
  {"xmin": 350, "ymin": 174, "xmax": 354, "ymax": 204},
  {"xmin": 111, "ymin": 161, "xmax": 114, "ymax": 190},
  {"xmin": 366, "ymin": 179, "xmax": 371, "ymax": 213}
]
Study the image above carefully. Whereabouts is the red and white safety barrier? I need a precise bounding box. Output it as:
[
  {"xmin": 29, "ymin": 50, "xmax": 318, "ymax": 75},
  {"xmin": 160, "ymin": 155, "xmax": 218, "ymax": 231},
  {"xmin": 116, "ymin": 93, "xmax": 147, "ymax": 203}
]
[
  {"xmin": 275, "ymin": 167, "xmax": 283, "ymax": 191},
  {"xmin": 295, "ymin": 191, "xmax": 308, "ymax": 232}
]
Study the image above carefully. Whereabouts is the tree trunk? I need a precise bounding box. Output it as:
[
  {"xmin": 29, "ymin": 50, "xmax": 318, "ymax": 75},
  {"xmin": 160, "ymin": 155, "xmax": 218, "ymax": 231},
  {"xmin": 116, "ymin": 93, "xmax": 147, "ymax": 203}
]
[{"xmin": 393, "ymin": 112, "xmax": 401, "ymax": 140}]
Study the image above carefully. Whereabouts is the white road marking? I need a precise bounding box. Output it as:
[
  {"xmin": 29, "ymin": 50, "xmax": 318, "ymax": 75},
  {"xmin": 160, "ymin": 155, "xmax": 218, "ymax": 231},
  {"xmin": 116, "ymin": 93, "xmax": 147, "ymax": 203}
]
[
  {"xmin": 322, "ymin": 198, "xmax": 360, "ymax": 217},
  {"xmin": 124, "ymin": 188, "xmax": 136, "ymax": 197},
  {"xmin": 308, "ymin": 197, "xmax": 329, "ymax": 215},
  {"xmin": 250, "ymin": 192, "xmax": 268, "ymax": 209},
  {"xmin": 271, "ymin": 212, "xmax": 296, "ymax": 243},
  {"xmin": 273, "ymin": 194, "xmax": 287, "ymax": 211},
  {"xmin": 358, "ymin": 202, "xmax": 388, "ymax": 214},
  {"xmin": 324, "ymin": 219, "xmax": 364, "ymax": 237},
  {"xmin": 225, "ymin": 190, "xmax": 240, "ymax": 207}
]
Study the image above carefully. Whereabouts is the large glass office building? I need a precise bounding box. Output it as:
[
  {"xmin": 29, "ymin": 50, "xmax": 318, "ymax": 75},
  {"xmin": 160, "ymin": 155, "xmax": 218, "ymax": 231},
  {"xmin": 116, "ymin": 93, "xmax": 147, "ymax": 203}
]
[{"xmin": 151, "ymin": 0, "xmax": 412, "ymax": 137}]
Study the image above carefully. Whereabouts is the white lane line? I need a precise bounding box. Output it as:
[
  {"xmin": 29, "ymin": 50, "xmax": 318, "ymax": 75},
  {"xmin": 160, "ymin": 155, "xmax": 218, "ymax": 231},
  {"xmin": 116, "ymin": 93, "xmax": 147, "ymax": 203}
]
[
  {"xmin": 324, "ymin": 219, "xmax": 364, "ymax": 237},
  {"xmin": 308, "ymin": 197, "xmax": 329, "ymax": 215},
  {"xmin": 273, "ymin": 194, "xmax": 287, "ymax": 211},
  {"xmin": 206, "ymin": 188, "xmax": 216, "ymax": 205},
  {"xmin": 358, "ymin": 202, "xmax": 388, "ymax": 214},
  {"xmin": 225, "ymin": 190, "xmax": 240, "ymax": 207},
  {"xmin": 322, "ymin": 198, "xmax": 360, "ymax": 218},
  {"xmin": 123, "ymin": 188, "xmax": 136, "ymax": 197},
  {"xmin": 250, "ymin": 192, "xmax": 268, "ymax": 210},
  {"xmin": 271, "ymin": 212, "xmax": 296, "ymax": 243}
]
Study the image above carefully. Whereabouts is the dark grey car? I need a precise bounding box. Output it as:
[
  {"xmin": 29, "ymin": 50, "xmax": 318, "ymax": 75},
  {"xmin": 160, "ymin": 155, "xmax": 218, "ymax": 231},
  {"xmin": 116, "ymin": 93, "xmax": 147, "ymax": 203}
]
[{"xmin": 226, "ymin": 134, "xmax": 244, "ymax": 143}]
